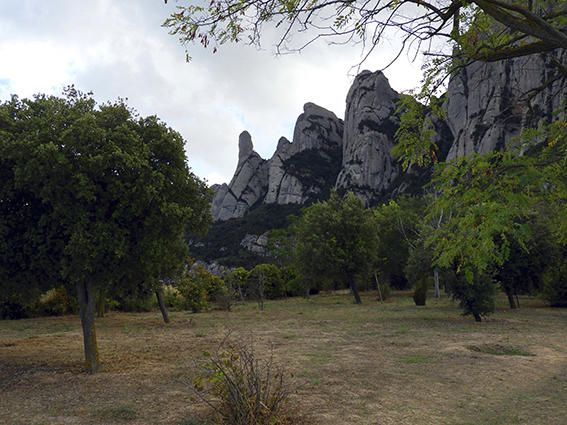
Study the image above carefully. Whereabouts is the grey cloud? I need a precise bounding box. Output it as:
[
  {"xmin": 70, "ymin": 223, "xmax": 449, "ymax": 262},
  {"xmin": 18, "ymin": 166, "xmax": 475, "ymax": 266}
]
[{"xmin": 0, "ymin": 0, "xmax": 423, "ymax": 184}]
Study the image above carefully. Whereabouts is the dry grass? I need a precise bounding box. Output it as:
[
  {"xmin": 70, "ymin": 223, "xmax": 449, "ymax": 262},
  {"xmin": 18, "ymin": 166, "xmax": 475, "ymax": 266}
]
[{"xmin": 1, "ymin": 291, "xmax": 567, "ymax": 425}]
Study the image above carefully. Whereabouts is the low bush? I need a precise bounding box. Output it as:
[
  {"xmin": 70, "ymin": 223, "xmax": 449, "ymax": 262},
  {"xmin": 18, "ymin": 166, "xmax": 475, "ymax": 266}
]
[
  {"xmin": 36, "ymin": 287, "xmax": 73, "ymax": 316},
  {"xmin": 189, "ymin": 264, "xmax": 234, "ymax": 311},
  {"xmin": 193, "ymin": 335, "xmax": 298, "ymax": 425},
  {"xmin": 179, "ymin": 274, "xmax": 209, "ymax": 313},
  {"xmin": 448, "ymin": 274, "xmax": 496, "ymax": 322},
  {"xmin": 162, "ymin": 284, "xmax": 185, "ymax": 309},
  {"xmin": 413, "ymin": 279, "xmax": 428, "ymax": 306}
]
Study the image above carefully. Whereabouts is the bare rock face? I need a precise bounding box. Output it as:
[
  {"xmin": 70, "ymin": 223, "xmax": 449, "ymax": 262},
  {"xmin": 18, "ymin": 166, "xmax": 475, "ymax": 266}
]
[
  {"xmin": 211, "ymin": 131, "xmax": 268, "ymax": 221},
  {"xmin": 240, "ymin": 231, "xmax": 270, "ymax": 256},
  {"xmin": 446, "ymin": 49, "xmax": 567, "ymax": 159},
  {"xmin": 336, "ymin": 70, "xmax": 400, "ymax": 203},
  {"xmin": 265, "ymin": 103, "xmax": 343, "ymax": 204}
]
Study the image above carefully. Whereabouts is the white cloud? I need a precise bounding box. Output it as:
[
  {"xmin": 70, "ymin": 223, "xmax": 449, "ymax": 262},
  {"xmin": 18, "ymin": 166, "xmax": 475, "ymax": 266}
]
[{"xmin": 0, "ymin": 0, "xmax": 423, "ymax": 184}]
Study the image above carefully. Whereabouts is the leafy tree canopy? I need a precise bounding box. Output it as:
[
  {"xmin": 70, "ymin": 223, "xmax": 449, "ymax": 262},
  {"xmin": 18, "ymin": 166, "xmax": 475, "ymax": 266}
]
[
  {"xmin": 293, "ymin": 191, "xmax": 379, "ymax": 303},
  {"xmin": 372, "ymin": 197, "xmax": 424, "ymax": 289},
  {"xmin": 423, "ymin": 119, "xmax": 566, "ymax": 296},
  {"xmin": 0, "ymin": 88, "xmax": 212, "ymax": 371}
]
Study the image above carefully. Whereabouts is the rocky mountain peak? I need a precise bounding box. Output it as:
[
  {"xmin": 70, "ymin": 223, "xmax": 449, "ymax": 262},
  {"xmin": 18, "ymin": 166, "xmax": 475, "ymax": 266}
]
[
  {"xmin": 336, "ymin": 69, "xmax": 400, "ymax": 203},
  {"xmin": 265, "ymin": 103, "xmax": 343, "ymax": 205},
  {"xmin": 209, "ymin": 50, "xmax": 567, "ymax": 223},
  {"xmin": 277, "ymin": 136, "xmax": 291, "ymax": 150},
  {"xmin": 210, "ymin": 131, "xmax": 268, "ymax": 221},
  {"xmin": 237, "ymin": 130, "xmax": 254, "ymax": 166}
]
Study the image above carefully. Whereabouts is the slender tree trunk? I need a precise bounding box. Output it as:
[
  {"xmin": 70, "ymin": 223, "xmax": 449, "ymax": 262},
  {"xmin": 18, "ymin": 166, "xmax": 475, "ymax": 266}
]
[
  {"xmin": 96, "ymin": 289, "xmax": 105, "ymax": 318},
  {"xmin": 76, "ymin": 281, "xmax": 99, "ymax": 373},
  {"xmin": 374, "ymin": 273, "xmax": 383, "ymax": 302},
  {"xmin": 237, "ymin": 284, "xmax": 245, "ymax": 302},
  {"xmin": 433, "ymin": 268, "xmax": 441, "ymax": 299},
  {"xmin": 257, "ymin": 273, "xmax": 265, "ymax": 311},
  {"xmin": 155, "ymin": 287, "xmax": 170, "ymax": 323},
  {"xmin": 505, "ymin": 288, "xmax": 518, "ymax": 309},
  {"xmin": 473, "ymin": 312, "xmax": 482, "ymax": 322},
  {"xmin": 507, "ymin": 293, "xmax": 518, "ymax": 309},
  {"xmin": 348, "ymin": 274, "xmax": 362, "ymax": 304}
]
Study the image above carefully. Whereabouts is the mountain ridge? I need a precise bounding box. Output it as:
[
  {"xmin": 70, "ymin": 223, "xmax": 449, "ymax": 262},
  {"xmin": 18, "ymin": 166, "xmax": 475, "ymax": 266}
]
[{"xmin": 196, "ymin": 50, "xmax": 567, "ymax": 266}]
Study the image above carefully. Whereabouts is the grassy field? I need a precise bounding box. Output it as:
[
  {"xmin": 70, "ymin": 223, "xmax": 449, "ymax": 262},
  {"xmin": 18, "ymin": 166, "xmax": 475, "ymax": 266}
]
[{"xmin": 1, "ymin": 291, "xmax": 566, "ymax": 425}]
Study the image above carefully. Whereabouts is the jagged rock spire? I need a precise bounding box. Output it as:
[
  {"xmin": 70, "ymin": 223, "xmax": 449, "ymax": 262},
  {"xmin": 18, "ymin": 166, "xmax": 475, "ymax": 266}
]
[{"xmin": 335, "ymin": 70, "xmax": 400, "ymax": 203}]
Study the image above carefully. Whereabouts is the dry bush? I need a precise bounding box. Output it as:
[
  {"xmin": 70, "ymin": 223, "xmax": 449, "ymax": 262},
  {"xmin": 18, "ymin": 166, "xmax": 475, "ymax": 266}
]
[{"xmin": 193, "ymin": 335, "xmax": 299, "ymax": 425}]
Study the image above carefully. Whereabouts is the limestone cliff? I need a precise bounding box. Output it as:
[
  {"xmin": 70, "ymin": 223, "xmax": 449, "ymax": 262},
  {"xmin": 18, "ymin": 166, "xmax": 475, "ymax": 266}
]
[
  {"xmin": 265, "ymin": 103, "xmax": 343, "ymax": 205},
  {"xmin": 198, "ymin": 51, "xmax": 566, "ymax": 265},
  {"xmin": 211, "ymin": 131, "xmax": 268, "ymax": 221},
  {"xmin": 335, "ymin": 70, "xmax": 400, "ymax": 203},
  {"xmin": 211, "ymin": 103, "xmax": 343, "ymax": 221},
  {"xmin": 446, "ymin": 49, "xmax": 567, "ymax": 159}
]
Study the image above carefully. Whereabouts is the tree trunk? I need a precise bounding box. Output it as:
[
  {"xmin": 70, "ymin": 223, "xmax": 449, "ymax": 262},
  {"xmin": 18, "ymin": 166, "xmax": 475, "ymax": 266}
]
[
  {"xmin": 76, "ymin": 281, "xmax": 99, "ymax": 373},
  {"xmin": 155, "ymin": 287, "xmax": 170, "ymax": 324},
  {"xmin": 257, "ymin": 273, "xmax": 265, "ymax": 311},
  {"xmin": 504, "ymin": 287, "xmax": 518, "ymax": 309},
  {"xmin": 374, "ymin": 273, "xmax": 383, "ymax": 302},
  {"xmin": 237, "ymin": 284, "xmax": 245, "ymax": 302},
  {"xmin": 433, "ymin": 268, "xmax": 441, "ymax": 299},
  {"xmin": 348, "ymin": 274, "xmax": 362, "ymax": 304},
  {"xmin": 96, "ymin": 290, "xmax": 105, "ymax": 318},
  {"xmin": 473, "ymin": 312, "xmax": 482, "ymax": 322},
  {"xmin": 507, "ymin": 292, "xmax": 518, "ymax": 309}
]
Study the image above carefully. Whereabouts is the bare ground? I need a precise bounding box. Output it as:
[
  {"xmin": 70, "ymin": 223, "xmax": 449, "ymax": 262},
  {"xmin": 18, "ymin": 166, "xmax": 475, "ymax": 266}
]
[{"xmin": 1, "ymin": 292, "xmax": 566, "ymax": 425}]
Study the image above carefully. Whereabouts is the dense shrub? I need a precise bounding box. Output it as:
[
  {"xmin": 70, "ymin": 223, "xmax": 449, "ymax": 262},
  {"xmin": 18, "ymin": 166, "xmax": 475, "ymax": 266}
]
[
  {"xmin": 248, "ymin": 264, "xmax": 286, "ymax": 300},
  {"xmin": 448, "ymin": 274, "xmax": 496, "ymax": 322},
  {"xmin": 36, "ymin": 287, "xmax": 74, "ymax": 316},
  {"xmin": 413, "ymin": 279, "xmax": 428, "ymax": 306},
  {"xmin": 177, "ymin": 265, "xmax": 233, "ymax": 312},
  {"xmin": 193, "ymin": 336, "xmax": 297, "ymax": 424},
  {"xmin": 279, "ymin": 266, "xmax": 310, "ymax": 297},
  {"xmin": 285, "ymin": 275, "xmax": 308, "ymax": 297},
  {"xmin": 542, "ymin": 257, "xmax": 567, "ymax": 307},
  {"xmin": 162, "ymin": 284, "xmax": 185, "ymax": 309},
  {"xmin": 179, "ymin": 273, "xmax": 209, "ymax": 313},
  {"xmin": 194, "ymin": 264, "xmax": 233, "ymax": 310}
]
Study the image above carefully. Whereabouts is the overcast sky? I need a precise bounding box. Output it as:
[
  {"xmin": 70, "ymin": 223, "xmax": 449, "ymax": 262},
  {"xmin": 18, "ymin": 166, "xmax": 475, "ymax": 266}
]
[{"xmin": 0, "ymin": 0, "xmax": 424, "ymax": 184}]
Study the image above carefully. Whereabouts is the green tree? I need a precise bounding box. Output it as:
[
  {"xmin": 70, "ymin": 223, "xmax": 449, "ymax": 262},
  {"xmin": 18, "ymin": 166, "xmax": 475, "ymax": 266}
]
[
  {"xmin": 424, "ymin": 152, "xmax": 534, "ymax": 320},
  {"xmin": 373, "ymin": 197, "xmax": 423, "ymax": 289},
  {"xmin": 248, "ymin": 263, "xmax": 285, "ymax": 308},
  {"xmin": 224, "ymin": 267, "xmax": 250, "ymax": 301},
  {"xmin": 0, "ymin": 89, "xmax": 211, "ymax": 372},
  {"xmin": 294, "ymin": 192, "xmax": 379, "ymax": 304},
  {"xmin": 424, "ymin": 123, "xmax": 567, "ymax": 319}
]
